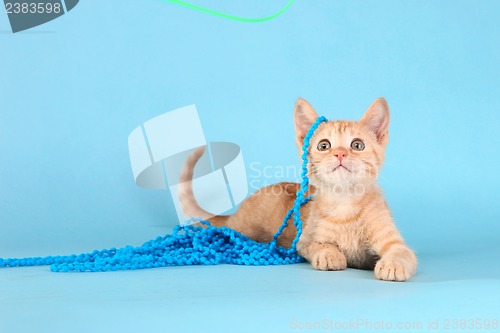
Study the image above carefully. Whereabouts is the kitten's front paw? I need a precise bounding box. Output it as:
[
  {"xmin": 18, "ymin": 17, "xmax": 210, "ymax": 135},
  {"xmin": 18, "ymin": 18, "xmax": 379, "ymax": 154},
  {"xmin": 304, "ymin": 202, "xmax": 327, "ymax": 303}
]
[
  {"xmin": 310, "ymin": 248, "xmax": 347, "ymax": 271},
  {"xmin": 374, "ymin": 252, "xmax": 417, "ymax": 282}
]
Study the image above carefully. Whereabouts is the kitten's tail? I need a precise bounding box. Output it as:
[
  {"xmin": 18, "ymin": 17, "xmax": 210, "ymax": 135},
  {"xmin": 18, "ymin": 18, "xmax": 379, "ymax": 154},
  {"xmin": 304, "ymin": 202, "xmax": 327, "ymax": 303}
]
[{"xmin": 178, "ymin": 147, "xmax": 229, "ymax": 228}]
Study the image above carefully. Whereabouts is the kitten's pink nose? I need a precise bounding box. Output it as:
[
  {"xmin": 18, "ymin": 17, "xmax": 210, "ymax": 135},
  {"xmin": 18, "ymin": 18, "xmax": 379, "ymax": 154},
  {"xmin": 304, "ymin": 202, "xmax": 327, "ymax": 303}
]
[{"xmin": 333, "ymin": 147, "xmax": 348, "ymax": 162}]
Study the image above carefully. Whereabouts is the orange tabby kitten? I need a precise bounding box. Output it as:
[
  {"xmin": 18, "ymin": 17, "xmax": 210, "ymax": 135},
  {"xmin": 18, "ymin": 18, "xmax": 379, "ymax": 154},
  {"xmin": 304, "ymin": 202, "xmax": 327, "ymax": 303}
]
[{"xmin": 179, "ymin": 98, "xmax": 417, "ymax": 281}]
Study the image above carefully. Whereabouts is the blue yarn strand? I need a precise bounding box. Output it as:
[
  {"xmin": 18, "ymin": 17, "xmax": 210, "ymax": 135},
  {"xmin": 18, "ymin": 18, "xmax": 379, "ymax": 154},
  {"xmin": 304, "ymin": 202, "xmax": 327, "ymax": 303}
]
[{"xmin": 0, "ymin": 117, "xmax": 327, "ymax": 272}]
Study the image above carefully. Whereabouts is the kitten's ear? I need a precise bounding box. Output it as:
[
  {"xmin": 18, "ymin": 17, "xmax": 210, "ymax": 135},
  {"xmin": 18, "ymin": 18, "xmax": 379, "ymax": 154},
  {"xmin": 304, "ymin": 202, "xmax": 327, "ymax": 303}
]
[
  {"xmin": 294, "ymin": 98, "xmax": 319, "ymax": 146},
  {"xmin": 359, "ymin": 98, "xmax": 390, "ymax": 144}
]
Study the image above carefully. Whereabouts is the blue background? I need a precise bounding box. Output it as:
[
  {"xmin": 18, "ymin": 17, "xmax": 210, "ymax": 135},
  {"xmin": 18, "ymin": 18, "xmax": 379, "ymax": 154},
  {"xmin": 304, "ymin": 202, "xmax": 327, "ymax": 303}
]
[{"xmin": 1, "ymin": 1, "xmax": 499, "ymax": 332}]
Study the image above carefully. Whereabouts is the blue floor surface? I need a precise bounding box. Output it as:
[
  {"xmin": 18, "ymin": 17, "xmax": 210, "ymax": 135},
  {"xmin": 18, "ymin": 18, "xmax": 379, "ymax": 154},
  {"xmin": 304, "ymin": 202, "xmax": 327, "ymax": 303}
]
[{"xmin": 1, "ymin": 248, "xmax": 499, "ymax": 333}]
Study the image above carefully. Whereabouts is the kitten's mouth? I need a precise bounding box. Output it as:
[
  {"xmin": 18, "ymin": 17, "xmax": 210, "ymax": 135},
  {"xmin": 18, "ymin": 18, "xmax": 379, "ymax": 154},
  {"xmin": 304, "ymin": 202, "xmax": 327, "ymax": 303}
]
[{"xmin": 333, "ymin": 165, "xmax": 351, "ymax": 173}]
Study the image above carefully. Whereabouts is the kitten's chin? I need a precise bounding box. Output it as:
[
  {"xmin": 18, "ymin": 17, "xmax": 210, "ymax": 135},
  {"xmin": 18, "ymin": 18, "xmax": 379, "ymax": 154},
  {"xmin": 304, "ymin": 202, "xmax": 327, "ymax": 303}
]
[
  {"xmin": 310, "ymin": 174, "xmax": 375, "ymax": 197},
  {"xmin": 313, "ymin": 171, "xmax": 357, "ymax": 185}
]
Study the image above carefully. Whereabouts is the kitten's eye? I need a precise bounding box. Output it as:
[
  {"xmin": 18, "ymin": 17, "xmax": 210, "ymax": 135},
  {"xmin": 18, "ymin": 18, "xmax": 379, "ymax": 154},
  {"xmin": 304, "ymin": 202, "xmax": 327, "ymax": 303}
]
[
  {"xmin": 317, "ymin": 139, "xmax": 331, "ymax": 151},
  {"xmin": 351, "ymin": 139, "xmax": 365, "ymax": 151}
]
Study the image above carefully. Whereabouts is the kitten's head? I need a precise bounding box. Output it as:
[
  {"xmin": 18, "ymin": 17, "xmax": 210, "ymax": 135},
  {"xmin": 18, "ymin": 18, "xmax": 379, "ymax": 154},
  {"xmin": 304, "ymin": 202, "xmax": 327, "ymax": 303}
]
[{"xmin": 294, "ymin": 98, "xmax": 390, "ymax": 193}]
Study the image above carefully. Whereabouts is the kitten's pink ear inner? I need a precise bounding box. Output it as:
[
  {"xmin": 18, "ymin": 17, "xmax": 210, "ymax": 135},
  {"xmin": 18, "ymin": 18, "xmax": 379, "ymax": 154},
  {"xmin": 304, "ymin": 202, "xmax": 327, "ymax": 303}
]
[
  {"xmin": 359, "ymin": 98, "xmax": 390, "ymax": 144},
  {"xmin": 294, "ymin": 98, "xmax": 319, "ymax": 145}
]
